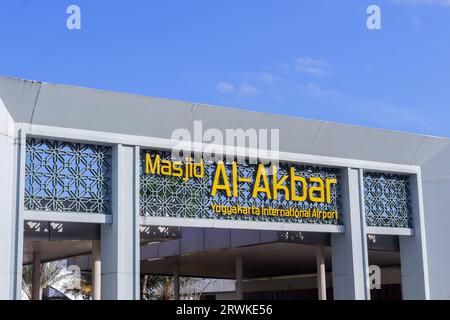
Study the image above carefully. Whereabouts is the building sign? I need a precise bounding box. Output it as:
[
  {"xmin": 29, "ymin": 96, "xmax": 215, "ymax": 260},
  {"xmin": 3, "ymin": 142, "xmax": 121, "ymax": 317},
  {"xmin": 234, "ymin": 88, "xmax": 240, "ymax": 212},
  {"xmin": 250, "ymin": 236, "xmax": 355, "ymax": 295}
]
[{"xmin": 140, "ymin": 150, "xmax": 342, "ymax": 225}]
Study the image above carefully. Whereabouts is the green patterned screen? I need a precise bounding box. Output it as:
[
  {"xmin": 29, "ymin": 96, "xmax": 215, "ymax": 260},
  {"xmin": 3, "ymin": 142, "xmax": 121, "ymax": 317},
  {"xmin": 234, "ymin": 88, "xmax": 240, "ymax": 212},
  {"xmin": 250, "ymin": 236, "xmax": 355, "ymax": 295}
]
[
  {"xmin": 25, "ymin": 138, "xmax": 112, "ymax": 214},
  {"xmin": 364, "ymin": 172, "xmax": 412, "ymax": 228}
]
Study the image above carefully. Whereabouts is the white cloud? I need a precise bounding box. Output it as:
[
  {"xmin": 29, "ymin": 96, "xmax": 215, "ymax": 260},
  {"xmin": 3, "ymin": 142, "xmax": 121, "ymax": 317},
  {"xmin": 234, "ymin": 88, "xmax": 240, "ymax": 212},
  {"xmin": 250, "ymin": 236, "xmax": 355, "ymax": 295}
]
[
  {"xmin": 392, "ymin": 0, "xmax": 450, "ymax": 6},
  {"xmin": 239, "ymin": 83, "xmax": 260, "ymax": 96},
  {"xmin": 295, "ymin": 57, "xmax": 330, "ymax": 76},
  {"xmin": 302, "ymin": 82, "xmax": 339, "ymax": 97},
  {"xmin": 259, "ymin": 72, "xmax": 276, "ymax": 84},
  {"xmin": 217, "ymin": 81, "xmax": 260, "ymax": 96},
  {"xmin": 216, "ymin": 82, "xmax": 235, "ymax": 93}
]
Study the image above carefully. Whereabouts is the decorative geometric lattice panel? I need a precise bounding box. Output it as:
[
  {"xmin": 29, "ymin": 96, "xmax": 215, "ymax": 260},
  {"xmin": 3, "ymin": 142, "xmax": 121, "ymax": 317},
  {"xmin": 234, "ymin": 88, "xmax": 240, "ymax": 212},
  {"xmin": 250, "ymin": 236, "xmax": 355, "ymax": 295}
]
[
  {"xmin": 25, "ymin": 138, "xmax": 112, "ymax": 214},
  {"xmin": 140, "ymin": 150, "xmax": 342, "ymax": 225},
  {"xmin": 364, "ymin": 172, "xmax": 412, "ymax": 228}
]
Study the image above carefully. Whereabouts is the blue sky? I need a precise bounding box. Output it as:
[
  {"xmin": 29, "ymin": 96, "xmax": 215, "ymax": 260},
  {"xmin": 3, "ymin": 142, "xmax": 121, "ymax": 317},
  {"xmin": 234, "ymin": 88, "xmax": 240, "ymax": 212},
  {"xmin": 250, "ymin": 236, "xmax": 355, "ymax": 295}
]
[{"xmin": 1, "ymin": 0, "xmax": 450, "ymax": 137}]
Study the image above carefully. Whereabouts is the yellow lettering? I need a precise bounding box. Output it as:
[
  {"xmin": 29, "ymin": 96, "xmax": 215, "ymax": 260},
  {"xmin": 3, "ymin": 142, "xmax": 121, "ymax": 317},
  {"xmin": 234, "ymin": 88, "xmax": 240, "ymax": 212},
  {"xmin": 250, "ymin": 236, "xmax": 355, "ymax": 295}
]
[
  {"xmin": 172, "ymin": 162, "xmax": 183, "ymax": 177},
  {"xmin": 145, "ymin": 153, "xmax": 160, "ymax": 174},
  {"xmin": 252, "ymin": 164, "xmax": 272, "ymax": 199},
  {"xmin": 232, "ymin": 161, "xmax": 238, "ymax": 197},
  {"xmin": 193, "ymin": 160, "xmax": 204, "ymax": 178},
  {"xmin": 272, "ymin": 166, "xmax": 290, "ymax": 200},
  {"xmin": 290, "ymin": 167, "xmax": 307, "ymax": 201},
  {"xmin": 160, "ymin": 160, "xmax": 172, "ymax": 175},
  {"xmin": 326, "ymin": 178, "xmax": 337, "ymax": 203},
  {"xmin": 211, "ymin": 161, "xmax": 231, "ymax": 197},
  {"xmin": 309, "ymin": 177, "xmax": 324, "ymax": 202}
]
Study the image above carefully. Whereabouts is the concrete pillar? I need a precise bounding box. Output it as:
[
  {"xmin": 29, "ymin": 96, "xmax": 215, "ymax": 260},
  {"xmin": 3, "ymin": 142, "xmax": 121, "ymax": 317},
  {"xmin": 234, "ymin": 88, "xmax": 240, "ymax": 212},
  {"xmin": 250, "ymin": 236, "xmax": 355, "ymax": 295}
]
[
  {"xmin": 0, "ymin": 101, "xmax": 23, "ymax": 300},
  {"xmin": 173, "ymin": 263, "xmax": 180, "ymax": 300},
  {"xmin": 331, "ymin": 168, "xmax": 370, "ymax": 300},
  {"xmin": 31, "ymin": 251, "xmax": 41, "ymax": 300},
  {"xmin": 399, "ymin": 174, "xmax": 430, "ymax": 299},
  {"xmin": 235, "ymin": 256, "xmax": 243, "ymax": 300},
  {"xmin": 316, "ymin": 244, "xmax": 326, "ymax": 300},
  {"xmin": 101, "ymin": 145, "xmax": 140, "ymax": 300},
  {"xmin": 92, "ymin": 240, "xmax": 101, "ymax": 300}
]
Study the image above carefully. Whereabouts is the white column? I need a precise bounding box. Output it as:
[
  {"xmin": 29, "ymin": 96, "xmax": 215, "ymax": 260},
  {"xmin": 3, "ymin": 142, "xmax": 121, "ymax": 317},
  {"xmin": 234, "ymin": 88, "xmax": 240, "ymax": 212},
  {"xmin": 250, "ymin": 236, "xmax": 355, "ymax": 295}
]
[
  {"xmin": 101, "ymin": 145, "xmax": 140, "ymax": 300},
  {"xmin": 235, "ymin": 256, "xmax": 243, "ymax": 300},
  {"xmin": 31, "ymin": 251, "xmax": 41, "ymax": 300},
  {"xmin": 316, "ymin": 244, "xmax": 327, "ymax": 300},
  {"xmin": 0, "ymin": 103, "xmax": 23, "ymax": 300},
  {"xmin": 92, "ymin": 240, "xmax": 101, "ymax": 300},
  {"xmin": 399, "ymin": 174, "xmax": 430, "ymax": 299},
  {"xmin": 173, "ymin": 263, "xmax": 180, "ymax": 300},
  {"xmin": 330, "ymin": 168, "xmax": 369, "ymax": 300}
]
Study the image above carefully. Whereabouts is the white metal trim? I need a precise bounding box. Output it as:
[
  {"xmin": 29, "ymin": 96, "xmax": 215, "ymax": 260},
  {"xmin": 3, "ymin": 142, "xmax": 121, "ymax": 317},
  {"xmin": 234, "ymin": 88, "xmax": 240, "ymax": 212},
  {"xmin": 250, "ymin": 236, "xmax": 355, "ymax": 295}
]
[
  {"xmin": 140, "ymin": 216, "xmax": 345, "ymax": 233},
  {"xmin": 24, "ymin": 210, "xmax": 112, "ymax": 224},
  {"xmin": 414, "ymin": 171, "xmax": 431, "ymax": 298},
  {"xmin": 14, "ymin": 128, "xmax": 26, "ymax": 299},
  {"xmin": 18, "ymin": 123, "xmax": 421, "ymax": 174},
  {"xmin": 366, "ymin": 226, "xmax": 414, "ymax": 236},
  {"xmin": 358, "ymin": 168, "xmax": 371, "ymax": 300},
  {"xmin": 133, "ymin": 145, "xmax": 140, "ymax": 300}
]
